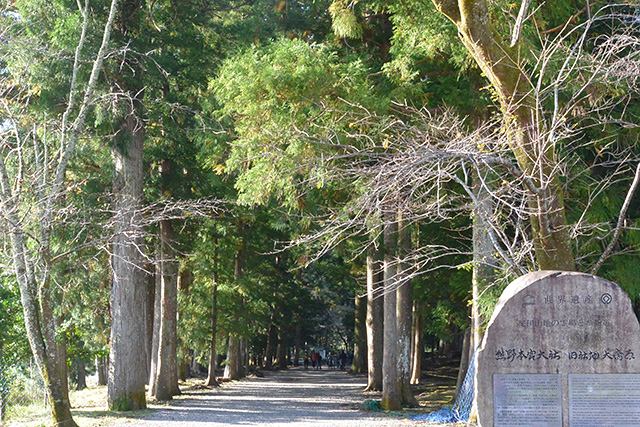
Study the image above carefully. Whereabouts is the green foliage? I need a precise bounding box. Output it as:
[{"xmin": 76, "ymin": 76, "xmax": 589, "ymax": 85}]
[
  {"xmin": 0, "ymin": 273, "xmax": 29, "ymax": 362},
  {"xmin": 214, "ymin": 37, "xmax": 376, "ymax": 208},
  {"xmin": 329, "ymin": 1, "xmax": 363, "ymax": 39}
]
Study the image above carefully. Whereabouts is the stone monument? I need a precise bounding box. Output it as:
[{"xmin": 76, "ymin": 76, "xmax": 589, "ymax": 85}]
[{"xmin": 475, "ymin": 271, "xmax": 640, "ymax": 426}]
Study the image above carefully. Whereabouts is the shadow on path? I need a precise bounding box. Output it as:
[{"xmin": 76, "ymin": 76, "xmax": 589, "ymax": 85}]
[{"xmin": 113, "ymin": 367, "xmax": 417, "ymax": 426}]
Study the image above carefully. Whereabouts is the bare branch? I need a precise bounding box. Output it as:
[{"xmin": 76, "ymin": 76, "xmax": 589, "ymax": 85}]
[{"xmin": 591, "ymin": 161, "xmax": 640, "ymax": 275}]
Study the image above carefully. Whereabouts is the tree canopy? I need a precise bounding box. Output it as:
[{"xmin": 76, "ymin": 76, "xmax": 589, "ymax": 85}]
[{"xmin": 1, "ymin": 0, "xmax": 640, "ymax": 423}]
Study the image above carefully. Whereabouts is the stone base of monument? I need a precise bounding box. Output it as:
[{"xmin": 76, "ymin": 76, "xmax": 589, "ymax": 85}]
[{"xmin": 475, "ymin": 271, "xmax": 640, "ymax": 427}]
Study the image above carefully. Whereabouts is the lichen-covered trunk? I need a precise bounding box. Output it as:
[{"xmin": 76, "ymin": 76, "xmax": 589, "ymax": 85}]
[
  {"xmin": 351, "ymin": 293, "xmax": 367, "ymax": 374},
  {"xmin": 433, "ymin": 0, "xmax": 575, "ymax": 271},
  {"xmin": 4, "ymin": 224, "xmax": 77, "ymax": 426},
  {"xmin": 365, "ymin": 234, "xmax": 384, "ymax": 391},
  {"xmin": 396, "ymin": 211, "xmax": 417, "ymax": 406},
  {"xmin": 381, "ymin": 212, "xmax": 401, "ymax": 410}
]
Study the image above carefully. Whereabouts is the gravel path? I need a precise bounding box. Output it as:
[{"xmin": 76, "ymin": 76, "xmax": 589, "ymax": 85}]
[{"xmin": 114, "ymin": 367, "xmax": 422, "ymax": 426}]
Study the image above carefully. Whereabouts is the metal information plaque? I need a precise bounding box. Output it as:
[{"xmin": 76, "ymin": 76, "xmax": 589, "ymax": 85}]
[
  {"xmin": 494, "ymin": 374, "xmax": 562, "ymax": 427},
  {"xmin": 569, "ymin": 374, "xmax": 640, "ymax": 427}
]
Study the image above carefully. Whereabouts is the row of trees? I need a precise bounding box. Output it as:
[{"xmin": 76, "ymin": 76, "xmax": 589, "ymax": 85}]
[{"xmin": 1, "ymin": 0, "xmax": 639, "ymax": 425}]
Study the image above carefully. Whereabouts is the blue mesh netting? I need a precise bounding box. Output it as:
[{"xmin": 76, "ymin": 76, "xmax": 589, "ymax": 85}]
[{"xmin": 411, "ymin": 349, "xmax": 476, "ymax": 424}]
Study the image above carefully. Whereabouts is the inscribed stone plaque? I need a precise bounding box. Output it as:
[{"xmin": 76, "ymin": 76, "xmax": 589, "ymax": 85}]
[
  {"xmin": 494, "ymin": 374, "xmax": 562, "ymax": 427},
  {"xmin": 475, "ymin": 271, "xmax": 640, "ymax": 426},
  {"xmin": 568, "ymin": 374, "xmax": 640, "ymax": 427}
]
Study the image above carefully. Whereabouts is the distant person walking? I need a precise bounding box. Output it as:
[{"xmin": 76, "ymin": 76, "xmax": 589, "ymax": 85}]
[
  {"xmin": 339, "ymin": 350, "xmax": 347, "ymax": 370},
  {"xmin": 310, "ymin": 351, "xmax": 317, "ymax": 370}
]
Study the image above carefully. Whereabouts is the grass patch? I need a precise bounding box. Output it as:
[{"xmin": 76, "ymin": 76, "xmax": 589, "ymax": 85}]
[{"xmin": 5, "ymin": 385, "xmax": 157, "ymax": 427}]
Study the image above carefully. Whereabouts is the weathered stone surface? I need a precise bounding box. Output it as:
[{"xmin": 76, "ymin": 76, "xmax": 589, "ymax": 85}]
[{"xmin": 476, "ymin": 271, "xmax": 640, "ymax": 426}]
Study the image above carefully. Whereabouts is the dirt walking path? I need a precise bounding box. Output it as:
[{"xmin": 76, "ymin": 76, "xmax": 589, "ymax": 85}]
[{"xmin": 113, "ymin": 367, "xmax": 423, "ymax": 426}]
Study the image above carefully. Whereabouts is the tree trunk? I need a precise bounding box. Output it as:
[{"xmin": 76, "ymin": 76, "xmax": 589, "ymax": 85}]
[
  {"xmin": 293, "ymin": 320, "xmax": 302, "ymax": 367},
  {"xmin": 241, "ymin": 337, "xmax": 250, "ymax": 377},
  {"xmin": 206, "ymin": 236, "xmax": 220, "ymax": 385},
  {"xmin": 454, "ymin": 328, "xmax": 471, "ymax": 400},
  {"xmin": 225, "ymin": 222, "xmax": 247, "ymax": 380},
  {"xmin": 56, "ymin": 316, "xmax": 71, "ymax": 400},
  {"xmin": 224, "ymin": 335, "xmax": 241, "ymax": 380},
  {"xmin": 0, "ymin": 0, "xmax": 117, "ymax": 422},
  {"xmin": 433, "ymin": 0, "xmax": 575, "ymax": 271},
  {"xmin": 381, "ymin": 212, "xmax": 401, "ymax": 410},
  {"xmin": 145, "ymin": 265, "xmax": 156, "ymax": 381},
  {"xmin": 148, "ymin": 260, "xmax": 162, "ymax": 396},
  {"xmin": 108, "ymin": 120, "xmax": 148, "ymax": 410},
  {"xmin": 205, "ymin": 264, "xmax": 219, "ymax": 386},
  {"xmin": 3, "ymin": 228, "xmax": 78, "ymax": 425},
  {"xmin": 76, "ymin": 357, "xmax": 87, "ymax": 391},
  {"xmin": 108, "ymin": 46, "xmax": 148, "ymax": 411},
  {"xmin": 471, "ymin": 167, "xmax": 497, "ymax": 350},
  {"xmin": 150, "ymin": 218, "xmax": 180, "ymax": 401},
  {"xmin": 97, "ymin": 355, "xmax": 107, "ymax": 386},
  {"xmin": 396, "ymin": 211, "xmax": 417, "ymax": 406},
  {"xmin": 365, "ymin": 232, "xmax": 384, "ymax": 391},
  {"xmin": 351, "ymin": 293, "xmax": 367, "ymax": 374},
  {"xmin": 277, "ymin": 332, "xmax": 288, "ymax": 369},
  {"xmin": 410, "ymin": 302, "xmax": 424, "ymax": 385},
  {"xmin": 264, "ymin": 317, "xmax": 277, "ymax": 370}
]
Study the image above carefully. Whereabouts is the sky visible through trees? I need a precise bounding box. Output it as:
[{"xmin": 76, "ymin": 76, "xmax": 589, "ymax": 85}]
[{"xmin": 1, "ymin": 0, "xmax": 640, "ymax": 424}]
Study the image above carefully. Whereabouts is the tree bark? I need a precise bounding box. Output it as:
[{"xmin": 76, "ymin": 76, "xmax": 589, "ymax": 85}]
[
  {"xmin": 206, "ymin": 302, "xmax": 218, "ymax": 385},
  {"xmin": 224, "ymin": 335, "xmax": 241, "ymax": 380},
  {"xmin": 75, "ymin": 348, "xmax": 87, "ymax": 391},
  {"xmin": 277, "ymin": 330, "xmax": 288, "ymax": 369},
  {"xmin": 145, "ymin": 265, "xmax": 156, "ymax": 381},
  {"xmin": 396, "ymin": 210, "xmax": 417, "ymax": 406},
  {"xmin": 108, "ymin": 110, "xmax": 148, "ymax": 410},
  {"xmin": 410, "ymin": 302, "xmax": 424, "ymax": 385},
  {"xmin": 97, "ymin": 355, "xmax": 107, "ymax": 386},
  {"xmin": 108, "ymin": 2, "xmax": 148, "ymax": 402},
  {"xmin": 150, "ymin": 218, "xmax": 180, "ymax": 401},
  {"xmin": 241, "ymin": 337, "xmax": 250, "ymax": 376},
  {"xmin": 264, "ymin": 316, "xmax": 277, "ymax": 369},
  {"xmin": 365, "ymin": 234, "xmax": 384, "ymax": 391},
  {"xmin": 1, "ymin": 222, "xmax": 78, "ymax": 426},
  {"xmin": 293, "ymin": 320, "xmax": 302, "ymax": 367},
  {"xmin": 381, "ymin": 212, "xmax": 401, "ymax": 410},
  {"xmin": 148, "ymin": 260, "xmax": 161, "ymax": 396},
  {"xmin": 225, "ymin": 221, "xmax": 247, "ymax": 380},
  {"xmin": 205, "ymin": 239, "xmax": 220, "ymax": 386},
  {"xmin": 432, "ymin": 0, "xmax": 575, "ymax": 271},
  {"xmin": 351, "ymin": 293, "xmax": 367, "ymax": 374},
  {"xmin": 454, "ymin": 328, "xmax": 471, "ymax": 400},
  {"xmin": 471, "ymin": 167, "xmax": 497, "ymax": 350}
]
